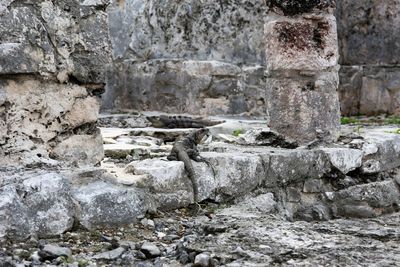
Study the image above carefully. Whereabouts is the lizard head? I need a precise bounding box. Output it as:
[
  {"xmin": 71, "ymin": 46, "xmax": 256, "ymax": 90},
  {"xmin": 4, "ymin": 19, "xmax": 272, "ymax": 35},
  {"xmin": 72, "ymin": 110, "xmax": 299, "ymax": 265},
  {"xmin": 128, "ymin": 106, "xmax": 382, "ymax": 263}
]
[
  {"xmin": 146, "ymin": 116, "xmax": 163, "ymax": 128},
  {"xmin": 191, "ymin": 128, "xmax": 210, "ymax": 144}
]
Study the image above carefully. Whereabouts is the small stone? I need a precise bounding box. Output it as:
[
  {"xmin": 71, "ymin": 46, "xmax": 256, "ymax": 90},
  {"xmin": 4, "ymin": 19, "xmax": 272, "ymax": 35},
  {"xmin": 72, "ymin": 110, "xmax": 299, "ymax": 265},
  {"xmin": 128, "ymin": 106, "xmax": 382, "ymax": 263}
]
[
  {"xmin": 194, "ymin": 253, "xmax": 211, "ymax": 267},
  {"xmin": 303, "ymin": 179, "xmax": 325, "ymax": 193},
  {"xmin": 287, "ymin": 187, "xmax": 301, "ymax": 202},
  {"xmin": 140, "ymin": 242, "xmax": 161, "ymax": 258},
  {"xmin": 41, "ymin": 244, "xmax": 72, "ymax": 258},
  {"xmin": 30, "ymin": 251, "xmax": 41, "ymax": 264},
  {"xmin": 92, "ymin": 247, "xmax": 125, "ymax": 260},
  {"xmin": 178, "ymin": 250, "xmax": 190, "ymax": 264},
  {"xmin": 147, "ymin": 219, "xmax": 155, "ymax": 228},
  {"xmin": 163, "ymin": 234, "xmax": 180, "ymax": 241},
  {"xmin": 362, "ymin": 143, "xmax": 378, "ymax": 155},
  {"xmin": 157, "ymin": 232, "xmax": 166, "ymax": 239},
  {"xmin": 134, "ymin": 250, "xmax": 147, "ymax": 260}
]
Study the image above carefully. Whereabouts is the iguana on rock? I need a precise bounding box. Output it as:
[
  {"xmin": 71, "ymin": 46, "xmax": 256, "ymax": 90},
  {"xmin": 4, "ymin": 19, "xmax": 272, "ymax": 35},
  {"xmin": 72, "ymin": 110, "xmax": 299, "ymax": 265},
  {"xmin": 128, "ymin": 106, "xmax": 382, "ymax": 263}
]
[
  {"xmin": 147, "ymin": 115, "xmax": 223, "ymax": 129},
  {"xmin": 167, "ymin": 128, "xmax": 210, "ymax": 204}
]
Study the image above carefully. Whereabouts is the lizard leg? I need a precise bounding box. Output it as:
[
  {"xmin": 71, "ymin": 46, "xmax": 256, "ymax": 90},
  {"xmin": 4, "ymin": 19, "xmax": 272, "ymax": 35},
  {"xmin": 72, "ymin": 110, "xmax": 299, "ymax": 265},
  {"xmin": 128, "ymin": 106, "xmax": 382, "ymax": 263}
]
[{"xmin": 167, "ymin": 154, "xmax": 178, "ymax": 161}]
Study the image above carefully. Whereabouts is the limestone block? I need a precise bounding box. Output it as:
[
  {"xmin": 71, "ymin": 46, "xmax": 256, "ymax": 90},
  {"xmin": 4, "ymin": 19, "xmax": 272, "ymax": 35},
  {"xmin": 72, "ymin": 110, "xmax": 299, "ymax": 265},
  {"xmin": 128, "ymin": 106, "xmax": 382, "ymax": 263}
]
[
  {"xmin": 265, "ymin": 15, "xmax": 338, "ymax": 71},
  {"xmin": 266, "ymin": 149, "xmax": 330, "ymax": 186},
  {"xmin": 103, "ymin": 59, "xmax": 266, "ymax": 116},
  {"xmin": 361, "ymin": 128, "xmax": 400, "ymax": 173},
  {"xmin": 0, "ymin": 7, "xmax": 55, "ymax": 74},
  {"xmin": 19, "ymin": 173, "xmax": 75, "ymax": 237},
  {"xmin": 0, "ymin": 173, "xmax": 75, "ymax": 240},
  {"xmin": 0, "ymin": 185, "xmax": 30, "ymax": 240},
  {"xmin": 338, "ymin": 66, "xmax": 363, "ymax": 116},
  {"xmin": 359, "ymin": 67, "xmax": 400, "ymax": 116},
  {"xmin": 321, "ymin": 148, "xmax": 363, "ymax": 174},
  {"xmin": 52, "ymin": 133, "xmax": 104, "ymax": 166},
  {"xmin": 107, "ymin": 0, "xmax": 268, "ymax": 64},
  {"xmin": 0, "ymin": 1, "xmax": 111, "ymax": 82},
  {"xmin": 125, "ymin": 158, "xmax": 215, "ymax": 209},
  {"xmin": 337, "ymin": 0, "xmax": 400, "ymax": 65},
  {"xmin": 72, "ymin": 181, "xmax": 151, "ymax": 230},
  {"xmin": 332, "ymin": 180, "xmax": 400, "ymax": 218},
  {"xmin": 0, "ymin": 78, "xmax": 102, "ymax": 167},
  {"xmin": 265, "ymin": 71, "xmax": 341, "ymax": 144},
  {"xmin": 202, "ymin": 152, "xmax": 265, "ymax": 202}
]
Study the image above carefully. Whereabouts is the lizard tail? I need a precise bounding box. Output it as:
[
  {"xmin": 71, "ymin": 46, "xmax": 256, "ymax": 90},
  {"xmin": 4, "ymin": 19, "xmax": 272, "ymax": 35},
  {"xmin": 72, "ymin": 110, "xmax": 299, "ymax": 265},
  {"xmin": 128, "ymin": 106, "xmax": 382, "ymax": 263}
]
[{"xmin": 177, "ymin": 151, "xmax": 199, "ymax": 203}]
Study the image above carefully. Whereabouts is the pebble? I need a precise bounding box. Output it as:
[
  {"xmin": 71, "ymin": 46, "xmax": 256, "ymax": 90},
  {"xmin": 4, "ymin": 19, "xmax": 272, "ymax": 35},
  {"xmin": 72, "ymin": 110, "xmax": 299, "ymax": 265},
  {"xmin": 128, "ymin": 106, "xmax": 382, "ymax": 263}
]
[
  {"xmin": 92, "ymin": 247, "xmax": 125, "ymax": 260},
  {"xmin": 140, "ymin": 242, "xmax": 161, "ymax": 258},
  {"xmin": 194, "ymin": 253, "xmax": 211, "ymax": 267}
]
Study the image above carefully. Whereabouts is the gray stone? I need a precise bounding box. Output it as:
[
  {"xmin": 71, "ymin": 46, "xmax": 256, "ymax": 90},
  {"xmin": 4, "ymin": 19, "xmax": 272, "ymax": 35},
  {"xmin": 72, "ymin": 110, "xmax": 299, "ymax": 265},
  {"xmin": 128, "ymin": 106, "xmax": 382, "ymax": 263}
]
[
  {"xmin": 194, "ymin": 253, "xmax": 211, "ymax": 267},
  {"xmin": 321, "ymin": 148, "xmax": 363, "ymax": 174},
  {"xmin": 286, "ymin": 187, "xmax": 302, "ymax": 203},
  {"xmin": 92, "ymin": 247, "xmax": 125, "ymax": 260},
  {"xmin": 140, "ymin": 242, "xmax": 161, "ymax": 258},
  {"xmin": 72, "ymin": 181, "xmax": 151, "ymax": 230},
  {"xmin": 359, "ymin": 68, "xmax": 400, "ymax": 116},
  {"xmin": 202, "ymin": 152, "xmax": 265, "ymax": 202},
  {"xmin": 266, "ymin": 149, "xmax": 330, "ymax": 187},
  {"xmin": 338, "ymin": 66, "xmax": 363, "ymax": 116},
  {"xmin": 332, "ymin": 180, "xmax": 400, "ymax": 218},
  {"xmin": 102, "ymin": 59, "xmax": 265, "ymax": 116},
  {"xmin": 337, "ymin": 0, "xmax": 400, "ymax": 66},
  {"xmin": 42, "ymin": 244, "xmax": 72, "ymax": 258},
  {"xmin": 235, "ymin": 193, "xmax": 277, "ymax": 214},
  {"xmin": 0, "ymin": 185, "xmax": 30, "ymax": 240},
  {"xmin": 19, "ymin": 173, "xmax": 75, "ymax": 237},
  {"xmin": 0, "ymin": 0, "xmax": 111, "ymax": 81},
  {"xmin": 361, "ymin": 129, "xmax": 400, "ymax": 173},
  {"xmin": 107, "ymin": 1, "xmax": 267, "ymax": 64},
  {"xmin": 395, "ymin": 175, "xmax": 400, "ymax": 187},
  {"xmin": 265, "ymin": 15, "xmax": 338, "ymax": 71},
  {"xmin": 265, "ymin": 71, "xmax": 341, "ymax": 144},
  {"xmin": 303, "ymin": 179, "xmax": 325, "ymax": 193},
  {"xmin": 335, "ymin": 204, "xmax": 376, "ymax": 218},
  {"xmin": 0, "ymin": 172, "xmax": 75, "ymax": 240},
  {"xmin": 0, "ymin": 79, "xmax": 103, "ymax": 167}
]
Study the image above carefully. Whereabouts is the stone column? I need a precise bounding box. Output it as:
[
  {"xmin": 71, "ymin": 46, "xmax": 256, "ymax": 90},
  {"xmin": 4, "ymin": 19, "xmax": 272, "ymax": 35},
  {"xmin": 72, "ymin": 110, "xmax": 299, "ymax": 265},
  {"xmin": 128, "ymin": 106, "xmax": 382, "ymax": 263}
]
[
  {"xmin": 264, "ymin": 1, "xmax": 341, "ymax": 144},
  {"xmin": 0, "ymin": 0, "xmax": 112, "ymax": 167}
]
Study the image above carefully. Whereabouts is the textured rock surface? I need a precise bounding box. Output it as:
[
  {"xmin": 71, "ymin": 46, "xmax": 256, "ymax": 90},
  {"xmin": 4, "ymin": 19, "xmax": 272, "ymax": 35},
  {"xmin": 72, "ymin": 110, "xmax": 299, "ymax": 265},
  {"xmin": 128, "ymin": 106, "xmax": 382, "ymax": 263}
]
[
  {"xmin": 0, "ymin": 78, "xmax": 103, "ymax": 167},
  {"xmin": 264, "ymin": 3, "xmax": 341, "ymax": 144},
  {"xmin": 337, "ymin": 0, "xmax": 400, "ymax": 116},
  {"xmin": 103, "ymin": 0, "xmax": 271, "ymax": 115},
  {"xmin": 0, "ymin": 0, "xmax": 111, "ymax": 167},
  {"xmin": 265, "ymin": 71, "xmax": 341, "ymax": 144},
  {"xmin": 0, "ymin": 0, "xmax": 112, "ymax": 82},
  {"xmin": 72, "ymin": 180, "xmax": 152, "ymax": 230},
  {"xmin": 0, "ymin": 172, "xmax": 75, "ymax": 240}
]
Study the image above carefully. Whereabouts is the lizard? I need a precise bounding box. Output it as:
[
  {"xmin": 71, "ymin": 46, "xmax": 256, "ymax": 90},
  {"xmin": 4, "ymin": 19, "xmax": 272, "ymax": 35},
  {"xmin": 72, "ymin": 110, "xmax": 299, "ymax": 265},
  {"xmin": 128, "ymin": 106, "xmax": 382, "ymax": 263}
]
[
  {"xmin": 147, "ymin": 115, "xmax": 224, "ymax": 129},
  {"xmin": 167, "ymin": 128, "xmax": 210, "ymax": 206}
]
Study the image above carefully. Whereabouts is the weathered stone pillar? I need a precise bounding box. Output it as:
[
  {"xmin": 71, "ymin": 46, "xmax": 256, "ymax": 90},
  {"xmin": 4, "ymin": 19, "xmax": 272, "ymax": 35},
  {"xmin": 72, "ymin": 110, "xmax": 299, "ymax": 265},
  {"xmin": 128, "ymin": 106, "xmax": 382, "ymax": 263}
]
[
  {"xmin": 265, "ymin": 1, "xmax": 341, "ymax": 144},
  {"xmin": 0, "ymin": 0, "xmax": 112, "ymax": 167}
]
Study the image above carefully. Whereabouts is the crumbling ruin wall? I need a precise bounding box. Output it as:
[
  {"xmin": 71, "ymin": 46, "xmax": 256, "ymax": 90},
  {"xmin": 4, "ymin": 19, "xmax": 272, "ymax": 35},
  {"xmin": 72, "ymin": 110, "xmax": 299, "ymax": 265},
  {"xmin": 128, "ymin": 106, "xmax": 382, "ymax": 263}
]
[
  {"xmin": 337, "ymin": 0, "xmax": 400, "ymax": 116},
  {"xmin": 0, "ymin": 0, "xmax": 112, "ymax": 167}
]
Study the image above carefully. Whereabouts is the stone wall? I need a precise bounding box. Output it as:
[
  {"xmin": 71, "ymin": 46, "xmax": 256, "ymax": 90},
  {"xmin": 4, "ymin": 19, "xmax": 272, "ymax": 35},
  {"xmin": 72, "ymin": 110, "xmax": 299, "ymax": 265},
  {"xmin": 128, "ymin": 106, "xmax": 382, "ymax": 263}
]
[
  {"xmin": 104, "ymin": 0, "xmax": 400, "ymax": 118},
  {"xmin": 337, "ymin": 0, "xmax": 400, "ymax": 116},
  {"xmin": 0, "ymin": 0, "xmax": 112, "ymax": 167},
  {"xmin": 102, "ymin": 0, "xmax": 269, "ymax": 116}
]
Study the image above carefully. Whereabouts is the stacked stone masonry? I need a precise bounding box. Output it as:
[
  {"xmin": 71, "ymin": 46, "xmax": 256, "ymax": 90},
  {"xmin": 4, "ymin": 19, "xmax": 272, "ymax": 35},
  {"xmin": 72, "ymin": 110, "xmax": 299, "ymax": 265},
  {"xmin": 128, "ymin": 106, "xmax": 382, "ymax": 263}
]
[
  {"xmin": 336, "ymin": 0, "xmax": 400, "ymax": 116},
  {"xmin": 264, "ymin": 1, "xmax": 341, "ymax": 144},
  {"xmin": 0, "ymin": 0, "xmax": 112, "ymax": 166}
]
